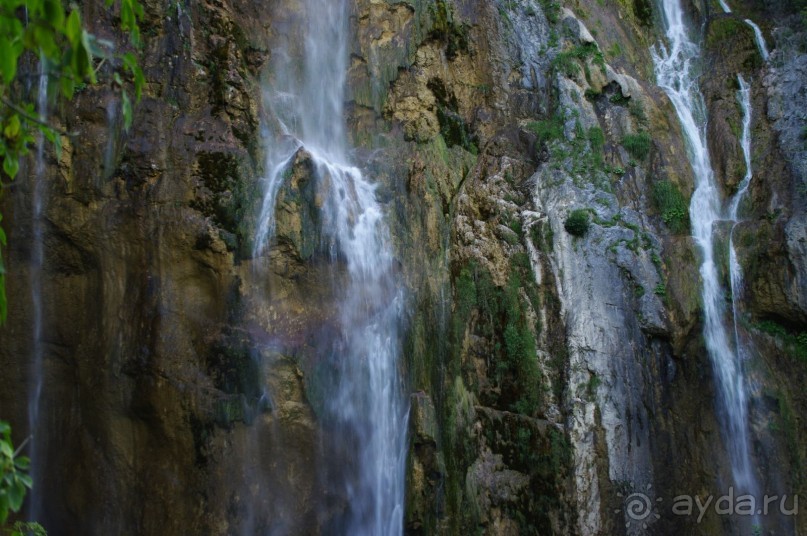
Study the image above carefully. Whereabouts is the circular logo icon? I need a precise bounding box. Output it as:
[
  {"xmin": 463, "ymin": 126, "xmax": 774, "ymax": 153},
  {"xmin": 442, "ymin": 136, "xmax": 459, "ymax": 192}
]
[
  {"xmin": 625, "ymin": 492, "xmax": 654, "ymax": 521},
  {"xmin": 616, "ymin": 483, "xmax": 662, "ymax": 532}
]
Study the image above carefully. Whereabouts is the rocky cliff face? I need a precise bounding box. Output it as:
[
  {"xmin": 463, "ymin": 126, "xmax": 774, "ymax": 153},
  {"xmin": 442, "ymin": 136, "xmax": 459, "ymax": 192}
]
[{"xmin": 0, "ymin": 0, "xmax": 805, "ymax": 534}]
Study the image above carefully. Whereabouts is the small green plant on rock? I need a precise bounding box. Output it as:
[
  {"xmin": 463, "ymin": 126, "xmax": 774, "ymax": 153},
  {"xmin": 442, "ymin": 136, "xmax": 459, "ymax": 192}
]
[
  {"xmin": 527, "ymin": 116, "xmax": 564, "ymax": 146},
  {"xmin": 621, "ymin": 132, "xmax": 652, "ymax": 160},
  {"xmin": 652, "ymin": 180, "xmax": 690, "ymax": 234},
  {"xmin": 564, "ymin": 209, "xmax": 590, "ymax": 237},
  {"xmin": 539, "ymin": 0, "xmax": 561, "ymax": 24}
]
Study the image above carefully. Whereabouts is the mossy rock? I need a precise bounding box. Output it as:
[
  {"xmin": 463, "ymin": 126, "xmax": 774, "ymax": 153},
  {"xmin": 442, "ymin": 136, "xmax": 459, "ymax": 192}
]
[
  {"xmin": 190, "ymin": 150, "xmax": 255, "ymax": 254},
  {"xmin": 273, "ymin": 149, "xmax": 324, "ymax": 262},
  {"xmin": 205, "ymin": 329, "xmax": 266, "ymax": 426},
  {"xmin": 705, "ymin": 15, "xmax": 763, "ymax": 71}
]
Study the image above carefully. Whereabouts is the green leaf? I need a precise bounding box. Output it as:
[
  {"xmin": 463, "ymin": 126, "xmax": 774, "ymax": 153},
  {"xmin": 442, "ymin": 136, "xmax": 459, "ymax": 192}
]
[
  {"xmin": 122, "ymin": 52, "xmax": 138, "ymax": 70},
  {"xmin": 122, "ymin": 91, "xmax": 133, "ymax": 131},
  {"xmin": 121, "ymin": 0, "xmax": 134, "ymax": 30},
  {"xmin": 60, "ymin": 73, "xmax": 75, "ymax": 100},
  {"xmin": 7, "ymin": 480, "xmax": 24, "ymax": 511},
  {"xmin": 80, "ymin": 30, "xmax": 97, "ymax": 83},
  {"xmin": 0, "ymin": 440, "xmax": 12, "ymax": 457},
  {"xmin": 42, "ymin": 128, "xmax": 62, "ymax": 156},
  {"xmin": 65, "ymin": 9, "xmax": 82, "ymax": 45},
  {"xmin": 3, "ymin": 155, "xmax": 20, "ymax": 179},
  {"xmin": 32, "ymin": 24, "xmax": 60, "ymax": 60},
  {"xmin": 0, "ymin": 490, "xmax": 9, "ymax": 525},
  {"xmin": 133, "ymin": 65, "xmax": 144, "ymax": 101},
  {"xmin": 0, "ymin": 37, "xmax": 18, "ymax": 84},
  {"xmin": 14, "ymin": 456, "xmax": 29, "ymax": 470},
  {"xmin": 2, "ymin": 155, "xmax": 19, "ymax": 179},
  {"xmin": 0, "ymin": 225, "xmax": 6, "ymax": 246},
  {"xmin": 17, "ymin": 473, "xmax": 33, "ymax": 488},
  {"xmin": 4, "ymin": 115, "xmax": 21, "ymax": 139},
  {"xmin": 44, "ymin": 0, "xmax": 65, "ymax": 29}
]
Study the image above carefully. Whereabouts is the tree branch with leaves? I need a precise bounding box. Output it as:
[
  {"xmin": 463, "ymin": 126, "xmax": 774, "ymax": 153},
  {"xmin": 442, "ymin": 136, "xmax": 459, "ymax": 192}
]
[
  {"xmin": 0, "ymin": 421, "xmax": 44, "ymax": 535},
  {"xmin": 0, "ymin": 0, "xmax": 145, "ymax": 324}
]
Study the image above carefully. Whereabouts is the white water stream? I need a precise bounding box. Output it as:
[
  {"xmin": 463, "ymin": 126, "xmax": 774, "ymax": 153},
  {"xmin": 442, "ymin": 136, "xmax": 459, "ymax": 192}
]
[
  {"xmin": 253, "ymin": 0, "xmax": 408, "ymax": 533},
  {"xmin": 26, "ymin": 58, "xmax": 48, "ymax": 523},
  {"xmin": 652, "ymin": 0, "xmax": 759, "ymax": 502}
]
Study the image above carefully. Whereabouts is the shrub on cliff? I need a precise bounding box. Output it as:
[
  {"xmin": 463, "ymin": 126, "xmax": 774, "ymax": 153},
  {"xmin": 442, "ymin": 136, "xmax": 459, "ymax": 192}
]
[{"xmin": 564, "ymin": 209, "xmax": 590, "ymax": 237}]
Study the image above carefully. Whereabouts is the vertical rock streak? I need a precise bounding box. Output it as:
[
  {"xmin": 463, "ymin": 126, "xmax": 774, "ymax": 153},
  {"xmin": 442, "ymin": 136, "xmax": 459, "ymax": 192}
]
[
  {"xmin": 254, "ymin": 0, "xmax": 408, "ymax": 533},
  {"xmin": 652, "ymin": 0, "xmax": 759, "ymax": 498}
]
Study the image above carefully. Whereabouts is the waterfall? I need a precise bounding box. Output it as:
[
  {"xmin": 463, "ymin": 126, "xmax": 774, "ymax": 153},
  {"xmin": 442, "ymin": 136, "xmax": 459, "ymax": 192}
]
[
  {"xmin": 715, "ymin": 0, "xmax": 771, "ymax": 61},
  {"xmin": 745, "ymin": 20, "xmax": 770, "ymax": 62},
  {"xmin": 728, "ymin": 75, "xmax": 753, "ymax": 389},
  {"xmin": 253, "ymin": 0, "xmax": 408, "ymax": 533},
  {"xmin": 652, "ymin": 0, "xmax": 759, "ymax": 501},
  {"xmin": 729, "ymin": 75, "xmax": 754, "ymax": 221},
  {"xmin": 27, "ymin": 58, "xmax": 48, "ymax": 523}
]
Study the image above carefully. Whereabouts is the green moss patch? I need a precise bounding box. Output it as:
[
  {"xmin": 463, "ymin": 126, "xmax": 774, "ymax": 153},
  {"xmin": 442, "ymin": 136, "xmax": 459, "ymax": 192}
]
[{"xmin": 652, "ymin": 180, "xmax": 690, "ymax": 234}]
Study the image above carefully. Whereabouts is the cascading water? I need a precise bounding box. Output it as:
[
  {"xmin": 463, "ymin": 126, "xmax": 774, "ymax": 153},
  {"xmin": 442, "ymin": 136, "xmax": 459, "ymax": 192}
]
[
  {"xmin": 745, "ymin": 21, "xmax": 770, "ymax": 62},
  {"xmin": 716, "ymin": 0, "xmax": 770, "ymax": 61},
  {"xmin": 652, "ymin": 0, "xmax": 759, "ymax": 502},
  {"xmin": 26, "ymin": 58, "xmax": 48, "ymax": 523},
  {"xmin": 728, "ymin": 75, "xmax": 753, "ymax": 373},
  {"xmin": 253, "ymin": 0, "xmax": 408, "ymax": 533}
]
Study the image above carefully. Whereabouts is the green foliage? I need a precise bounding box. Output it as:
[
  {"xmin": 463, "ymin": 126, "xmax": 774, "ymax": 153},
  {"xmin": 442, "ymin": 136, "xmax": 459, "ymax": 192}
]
[
  {"xmin": 527, "ymin": 116, "xmax": 564, "ymax": 146},
  {"xmin": 8, "ymin": 521, "xmax": 46, "ymax": 536},
  {"xmin": 587, "ymin": 126, "xmax": 605, "ymax": 165},
  {"xmin": 587, "ymin": 126, "xmax": 604, "ymax": 153},
  {"xmin": 586, "ymin": 374, "xmax": 601, "ymax": 397},
  {"xmin": 436, "ymin": 106, "xmax": 477, "ymax": 154},
  {"xmin": 633, "ymin": 0, "xmax": 653, "ymax": 26},
  {"xmin": 552, "ymin": 42, "xmax": 606, "ymax": 82},
  {"xmin": 652, "ymin": 180, "xmax": 690, "ymax": 234},
  {"xmin": 429, "ymin": 0, "xmax": 468, "ymax": 59},
  {"xmin": 609, "ymin": 92, "xmax": 630, "ymax": 106},
  {"xmin": 539, "ymin": 0, "xmax": 561, "ymax": 24},
  {"xmin": 629, "ymin": 100, "xmax": 647, "ymax": 125},
  {"xmin": 0, "ymin": 421, "xmax": 32, "ymax": 526},
  {"xmin": 452, "ymin": 261, "xmax": 544, "ymax": 416},
  {"xmin": 0, "ymin": 0, "xmax": 144, "ymax": 325},
  {"xmin": 757, "ymin": 320, "xmax": 807, "ymax": 362},
  {"xmin": 706, "ymin": 17, "xmax": 748, "ymax": 49},
  {"xmin": 564, "ymin": 209, "xmax": 590, "ymax": 237},
  {"xmin": 621, "ymin": 131, "xmax": 652, "ymax": 160}
]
